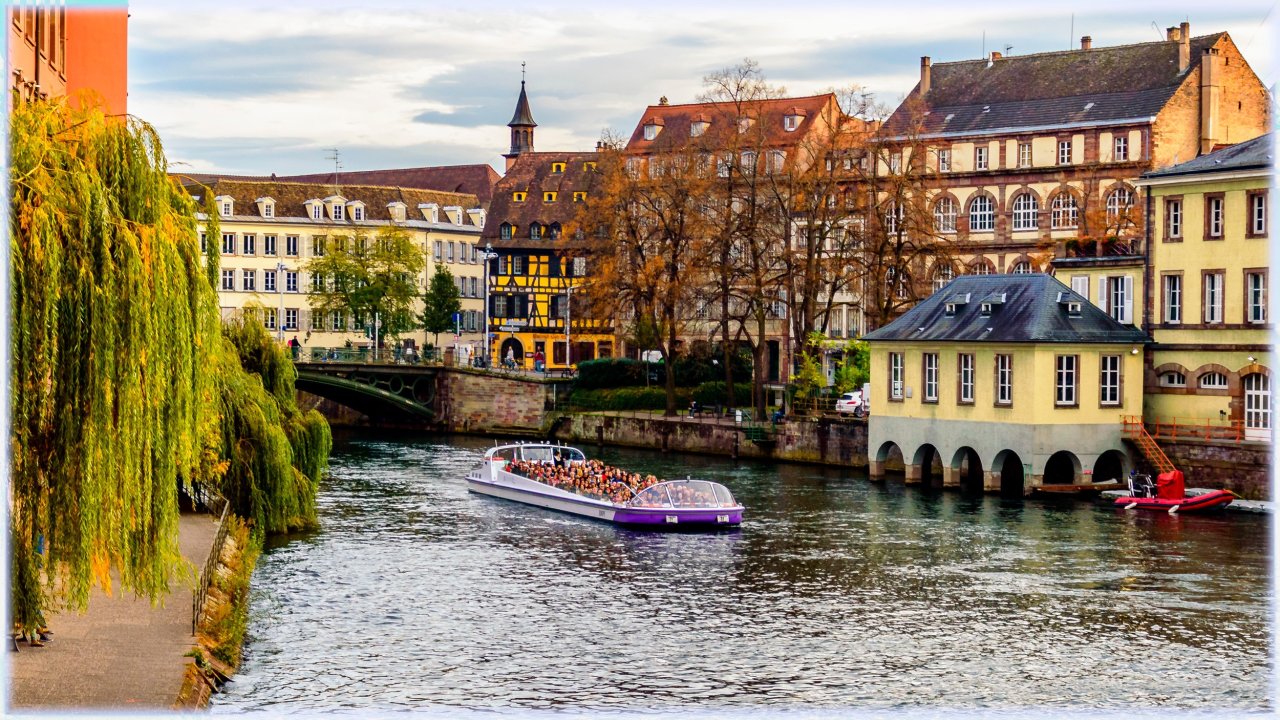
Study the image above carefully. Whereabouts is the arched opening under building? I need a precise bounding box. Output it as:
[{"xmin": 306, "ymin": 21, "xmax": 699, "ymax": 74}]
[
  {"xmin": 993, "ymin": 449, "xmax": 1025, "ymax": 497},
  {"xmin": 914, "ymin": 443, "xmax": 944, "ymax": 489},
  {"xmin": 1042, "ymin": 450, "xmax": 1080, "ymax": 485},
  {"xmin": 952, "ymin": 446, "xmax": 984, "ymax": 493},
  {"xmin": 499, "ymin": 337, "xmax": 525, "ymax": 368},
  {"xmin": 1092, "ymin": 450, "xmax": 1128, "ymax": 485},
  {"xmin": 876, "ymin": 441, "xmax": 906, "ymax": 477}
]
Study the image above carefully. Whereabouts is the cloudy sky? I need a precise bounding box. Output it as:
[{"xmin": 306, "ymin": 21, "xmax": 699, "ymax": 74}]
[{"xmin": 127, "ymin": 0, "xmax": 1276, "ymax": 177}]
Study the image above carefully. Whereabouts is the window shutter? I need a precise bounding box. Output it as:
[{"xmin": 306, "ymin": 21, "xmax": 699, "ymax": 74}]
[
  {"xmin": 1120, "ymin": 275, "xmax": 1133, "ymax": 324},
  {"xmin": 1071, "ymin": 276, "xmax": 1089, "ymax": 299},
  {"xmin": 1097, "ymin": 278, "xmax": 1108, "ymax": 312}
]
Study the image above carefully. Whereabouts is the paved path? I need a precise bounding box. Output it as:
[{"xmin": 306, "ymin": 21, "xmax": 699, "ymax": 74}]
[{"xmin": 8, "ymin": 512, "xmax": 220, "ymax": 711}]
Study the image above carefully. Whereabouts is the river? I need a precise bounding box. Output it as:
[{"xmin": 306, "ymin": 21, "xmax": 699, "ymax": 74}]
[{"xmin": 212, "ymin": 431, "xmax": 1272, "ymax": 714}]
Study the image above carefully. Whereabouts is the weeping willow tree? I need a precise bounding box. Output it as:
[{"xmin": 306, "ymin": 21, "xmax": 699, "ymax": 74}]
[{"xmin": 10, "ymin": 98, "xmax": 330, "ymax": 635}]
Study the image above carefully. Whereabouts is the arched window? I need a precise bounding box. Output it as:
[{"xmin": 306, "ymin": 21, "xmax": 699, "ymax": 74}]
[
  {"xmin": 934, "ymin": 197, "xmax": 957, "ymax": 233},
  {"xmin": 969, "ymin": 258, "xmax": 993, "ymax": 275},
  {"xmin": 1010, "ymin": 260, "xmax": 1033, "ymax": 274},
  {"xmin": 884, "ymin": 202, "xmax": 904, "ymax": 235},
  {"xmin": 1106, "ymin": 188, "xmax": 1134, "ymax": 222},
  {"xmin": 1051, "ymin": 193, "xmax": 1079, "ymax": 229},
  {"xmin": 529, "ymin": 222, "xmax": 542, "ymax": 240},
  {"xmin": 933, "ymin": 264, "xmax": 955, "ymax": 290},
  {"xmin": 969, "ymin": 195, "xmax": 994, "ymax": 231},
  {"xmin": 1160, "ymin": 371, "xmax": 1186, "ymax": 387},
  {"xmin": 500, "ymin": 222, "xmax": 513, "ymax": 240},
  {"xmin": 1199, "ymin": 372, "xmax": 1228, "ymax": 389},
  {"xmin": 1011, "ymin": 193, "xmax": 1038, "ymax": 231}
]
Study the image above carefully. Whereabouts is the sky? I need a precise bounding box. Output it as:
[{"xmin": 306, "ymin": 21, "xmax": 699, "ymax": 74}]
[{"xmin": 126, "ymin": 0, "xmax": 1277, "ymax": 177}]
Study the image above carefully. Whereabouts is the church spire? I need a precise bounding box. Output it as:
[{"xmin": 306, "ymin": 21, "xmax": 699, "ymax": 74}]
[{"xmin": 504, "ymin": 63, "xmax": 536, "ymax": 169}]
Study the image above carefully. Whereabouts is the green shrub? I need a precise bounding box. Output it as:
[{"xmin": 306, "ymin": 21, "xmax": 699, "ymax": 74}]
[
  {"xmin": 691, "ymin": 381, "xmax": 752, "ymax": 406},
  {"xmin": 569, "ymin": 386, "xmax": 693, "ymax": 410}
]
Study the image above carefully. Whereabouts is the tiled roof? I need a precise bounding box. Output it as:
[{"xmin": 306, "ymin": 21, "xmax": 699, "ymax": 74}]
[
  {"xmin": 884, "ymin": 33, "xmax": 1227, "ymax": 137},
  {"xmin": 276, "ymin": 164, "xmax": 500, "ymax": 206},
  {"xmin": 481, "ymin": 151, "xmax": 601, "ymax": 249},
  {"xmin": 624, "ymin": 93, "xmax": 839, "ymax": 153},
  {"xmin": 1142, "ymin": 132, "xmax": 1273, "ymax": 178},
  {"xmin": 863, "ymin": 274, "xmax": 1149, "ymax": 344},
  {"xmin": 178, "ymin": 178, "xmax": 482, "ymax": 227}
]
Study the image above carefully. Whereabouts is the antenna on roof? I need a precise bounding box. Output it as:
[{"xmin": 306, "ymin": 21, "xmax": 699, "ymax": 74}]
[
  {"xmin": 1069, "ymin": 14, "xmax": 1074, "ymax": 50},
  {"xmin": 1003, "ymin": 44, "xmax": 1013, "ymax": 56},
  {"xmin": 324, "ymin": 147, "xmax": 342, "ymax": 192},
  {"xmin": 981, "ymin": 30, "xmax": 985, "ymax": 59},
  {"xmin": 1152, "ymin": 21, "xmax": 1163, "ymax": 40}
]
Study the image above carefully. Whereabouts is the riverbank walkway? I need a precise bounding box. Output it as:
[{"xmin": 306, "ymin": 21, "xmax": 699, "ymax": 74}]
[{"xmin": 8, "ymin": 512, "xmax": 220, "ymax": 711}]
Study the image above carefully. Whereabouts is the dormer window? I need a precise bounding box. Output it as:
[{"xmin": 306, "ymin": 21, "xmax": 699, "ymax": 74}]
[
  {"xmin": 386, "ymin": 201, "xmax": 406, "ymax": 223},
  {"xmin": 443, "ymin": 206, "xmax": 463, "ymax": 225},
  {"xmin": 1056, "ymin": 291, "xmax": 1083, "ymax": 317},
  {"xmin": 690, "ymin": 119, "xmax": 710, "ymax": 138},
  {"xmin": 551, "ymin": 162, "xmax": 566, "ymax": 173},
  {"xmin": 419, "ymin": 203, "xmax": 439, "ymax": 223},
  {"xmin": 513, "ymin": 191, "xmax": 527, "ymax": 203},
  {"xmin": 305, "ymin": 200, "xmax": 323, "ymax": 220},
  {"xmin": 215, "ymin": 195, "xmax": 234, "ymax": 217},
  {"xmin": 500, "ymin": 223, "xmax": 513, "ymax": 240},
  {"xmin": 548, "ymin": 222, "xmax": 562, "ymax": 240},
  {"xmin": 643, "ymin": 119, "xmax": 663, "ymax": 140},
  {"xmin": 737, "ymin": 116, "xmax": 754, "ymax": 134},
  {"xmin": 346, "ymin": 201, "xmax": 365, "ymax": 222},
  {"xmin": 544, "ymin": 191, "xmax": 557, "ymax": 202},
  {"xmin": 980, "ymin": 302, "xmax": 994, "ymax": 316},
  {"xmin": 466, "ymin": 208, "xmax": 485, "ymax": 228},
  {"xmin": 255, "ymin": 196, "xmax": 275, "ymax": 219},
  {"xmin": 1066, "ymin": 301, "xmax": 1082, "ymax": 316},
  {"xmin": 573, "ymin": 191, "xmax": 587, "ymax": 202},
  {"xmin": 332, "ymin": 204, "xmax": 344, "ymax": 221},
  {"xmin": 583, "ymin": 161, "xmax": 597, "ymax": 172},
  {"xmin": 529, "ymin": 222, "xmax": 543, "ymax": 240},
  {"xmin": 784, "ymin": 113, "xmax": 804, "ymax": 131},
  {"xmin": 944, "ymin": 303, "xmax": 960, "ymax": 317}
]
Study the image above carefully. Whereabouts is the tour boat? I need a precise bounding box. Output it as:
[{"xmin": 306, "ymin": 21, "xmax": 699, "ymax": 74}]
[
  {"xmin": 1113, "ymin": 470, "xmax": 1234, "ymax": 513},
  {"xmin": 465, "ymin": 443, "xmax": 744, "ymax": 529}
]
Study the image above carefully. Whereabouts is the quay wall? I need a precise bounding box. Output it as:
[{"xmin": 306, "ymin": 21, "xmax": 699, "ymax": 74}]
[{"xmin": 1157, "ymin": 438, "xmax": 1271, "ymax": 500}]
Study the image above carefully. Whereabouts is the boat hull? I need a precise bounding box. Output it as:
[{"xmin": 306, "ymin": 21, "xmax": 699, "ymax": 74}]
[{"xmin": 1113, "ymin": 489, "xmax": 1234, "ymax": 513}]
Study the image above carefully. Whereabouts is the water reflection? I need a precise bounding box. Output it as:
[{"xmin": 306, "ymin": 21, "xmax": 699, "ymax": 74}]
[{"xmin": 214, "ymin": 433, "xmax": 1271, "ymax": 713}]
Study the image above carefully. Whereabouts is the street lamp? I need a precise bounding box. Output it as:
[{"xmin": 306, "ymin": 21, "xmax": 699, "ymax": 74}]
[{"xmin": 482, "ymin": 242, "xmax": 498, "ymax": 368}]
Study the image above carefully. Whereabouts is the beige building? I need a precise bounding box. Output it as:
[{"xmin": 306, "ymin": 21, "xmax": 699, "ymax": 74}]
[{"xmin": 182, "ymin": 177, "xmax": 488, "ymax": 359}]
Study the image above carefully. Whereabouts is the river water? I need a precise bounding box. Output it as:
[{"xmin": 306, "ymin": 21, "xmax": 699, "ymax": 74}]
[{"xmin": 212, "ymin": 431, "xmax": 1272, "ymax": 714}]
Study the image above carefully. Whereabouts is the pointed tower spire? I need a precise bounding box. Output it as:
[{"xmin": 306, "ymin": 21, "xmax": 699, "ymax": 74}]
[{"xmin": 504, "ymin": 63, "xmax": 537, "ymax": 170}]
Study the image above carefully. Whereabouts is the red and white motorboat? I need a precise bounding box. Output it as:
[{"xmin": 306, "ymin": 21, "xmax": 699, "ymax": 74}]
[{"xmin": 1113, "ymin": 470, "xmax": 1234, "ymax": 513}]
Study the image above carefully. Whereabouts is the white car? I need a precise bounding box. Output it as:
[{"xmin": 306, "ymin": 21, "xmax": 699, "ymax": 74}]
[{"xmin": 835, "ymin": 391, "xmax": 866, "ymax": 417}]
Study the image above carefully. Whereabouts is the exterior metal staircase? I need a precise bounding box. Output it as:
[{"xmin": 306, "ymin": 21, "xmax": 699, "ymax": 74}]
[{"xmin": 1121, "ymin": 416, "xmax": 1176, "ymax": 475}]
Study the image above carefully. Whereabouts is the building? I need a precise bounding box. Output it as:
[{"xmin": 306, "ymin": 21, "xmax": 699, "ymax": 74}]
[
  {"xmin": 479, "ymin": 79, "xmax": 607, "ymax": 370},
  {"xmin": 879, "ymin": 23, "xmax": 1269, "ymax": 284},
  {"xmin": 1136, "ymin": 133, "xmax": 1272, "ymax": 441},
  {"xmin": 8, "ymin": 2, "xmax": 128, "ymax": 113},
  {"xmin": 182, "ymin": 177, "xmax": 488, "ymax": 358},
  {"xmin": 864, "ymin": 274, "xmax": 1148, "ymax": 495},
  {"xmin": 278, "ymin": 165, "xmax": 500, "ymax": 208}
]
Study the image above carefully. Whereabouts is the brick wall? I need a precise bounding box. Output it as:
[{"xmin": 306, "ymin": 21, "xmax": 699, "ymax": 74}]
[
  {"xmin": 437, "ymin": 370, "xmax": 552, "ymax": 434},
  {"xmin": 1158, "ymin": 438, "xmax": 1271, "ymax": 500}
]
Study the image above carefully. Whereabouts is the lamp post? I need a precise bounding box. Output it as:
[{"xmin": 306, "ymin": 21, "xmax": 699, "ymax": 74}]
[
  {"xmin": 276, "ymin": 261, "xmax": 287, "ymax": 342},
  {"xmin": 482, "ymin": 242, "xmax": 498, "ymax": 368}
]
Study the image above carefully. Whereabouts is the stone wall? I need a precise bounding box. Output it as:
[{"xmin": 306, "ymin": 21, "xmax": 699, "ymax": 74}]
[
  {"xmin": 1158, "ymin": 438, "xmax": 1271, "ymax": 500},
  {"xmin": 436, "ymin": 370, "xmax": 557, "ymax": 434}
]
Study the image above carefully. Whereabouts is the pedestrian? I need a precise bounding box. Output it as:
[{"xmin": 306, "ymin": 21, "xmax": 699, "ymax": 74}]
[
  {"xmin": 505, "ymin": 347, "xmax": 516, "ymax": 369},
  {"xmin": 534, "ymin": 349, "xmax": 545, "ymax": 372},
  {"xmin": 288, "ymin": 336, "xmax": 300, "ymax": 360}
]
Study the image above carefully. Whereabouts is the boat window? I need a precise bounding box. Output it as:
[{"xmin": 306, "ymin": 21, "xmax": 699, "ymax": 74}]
[
  {"xmin": 520, "ymin": 446, "xmax": 555, "ymax": 463},
  {"xmin": 565, "ymin": 448, "xmax": 586, "ymax": 462},
  {"xmin": 666, "ymin": 480, "xmax": 720, "ymax": 508},
  {"xmin": 630, "ymin": 485, "xmax": 673, "ymax": 508},
  {"xmin": 712, "ymin": 483, "xmax": 736, "ymax": 507}
]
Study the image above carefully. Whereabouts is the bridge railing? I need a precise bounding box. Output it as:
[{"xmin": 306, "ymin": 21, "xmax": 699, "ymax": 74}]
[{"xmin": 292, "ymin": 347, "xmax": 574, "ymax": 376}]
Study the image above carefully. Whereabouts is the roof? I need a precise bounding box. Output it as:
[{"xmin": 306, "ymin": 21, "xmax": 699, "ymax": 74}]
[
  {"xmin": 1142, "ymin": 132, "xmax": 1273, "ymax": 179},
  {"xmin": 481, "ymin": 151, "xmax": 601, "ymax": 249},
  {"xmin": 624, "ymin": 93, "xmax": 840, "ymax": 153},
  {"xmin": 176, "ymin": 165, "xmax": 500, "ymax": 207},
  {"xmin": 884, "ymin": 33, "xmax": 1227, "ymax": 137},
  {"xmin": 863, "ymin": 274, "xmax": 1149, "ymax": 344},
  {"xmin": 178, "ymin": 178, "xmax": 483, "ymax": 228},
  {"xmin": 508, "ymin": 81, "xmax": 537, "ymax": 127}
]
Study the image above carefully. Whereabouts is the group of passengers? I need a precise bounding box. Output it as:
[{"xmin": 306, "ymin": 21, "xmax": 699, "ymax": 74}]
[{"xmin": 505, "ymin": 457, "xmax": 663, "ymax": 505}]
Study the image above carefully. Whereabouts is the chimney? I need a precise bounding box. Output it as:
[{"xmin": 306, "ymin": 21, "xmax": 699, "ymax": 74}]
[
  {"xmin": 1179, "ymin": 21, "xmax": 1191, "ymax": 72},
  {"xmin": 920, "ymin": 56, "xmax": 932, "ymax": 95},
  {"xmin": 1080, "ymin": 36, "xmax": 1092, "ymax": 51},
  {"xmin": 991, "ymin": 51, "xmax": 1002, "ymax": 61},
  {"xmin": 1200, "ymin": 47, "xmax": 1222, "ymax": 154},
  {"xmin": 659, "ymin": 96, "xmax": 669, "ymax": 106}
]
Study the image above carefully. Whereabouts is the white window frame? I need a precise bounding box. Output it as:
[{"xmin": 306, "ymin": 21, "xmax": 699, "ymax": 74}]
[
  {"xmin": 264, "ymin": 307, "xmax": 277, "ymax": 331},
  {"xmin": 263, "ymin": 203, "xmax": 274, "ymax": 219},
  {"xmin": 1204, "ymin": 272, "xmax": 1224, "ymax": 324},
  {"xmin": 784, "ymin": 115, "xmax": 800, "ymax": 131},
  {"xmin": 220, "ymin": 269, "xmax": 235, "ymax": 291},
  {"xmin": 310, "ymin": 204, "xmax": 322, "ymax": 220},
  {"xmin": 242, "ymin": 269, "xmax": 256, "ymax": 292},
  {"xmin": 264, "ymin": 234, "xmax": 277, "ymax": 256},
  {"xmin": 889, "ymin": 352, "xmax": 904, "ymax": 400},
  {"xmin": 1200, "ymin": 372, "xmax": 1228, "ymax": 389},
  {"xmin": 937, "ymin": 148, "xmax": 950, "ymax": 173},
  {"xmin": 1055, "ymin": 354, "xmax": 1078, "ymax": 406},
  {"xmin": 1114, "ymin": 136, "xmax": 1128, "ymax": 162},
  {"xmin": 1100, "ymin": 355, "xmax": 1121, "ymax": 406},
  {"xmin": 264, "ymin": 269, "xmax": 277, "ymax": 292},
  {"xmin": 1070, "ymin": 275, "xmax": 1089, "ymax": 298},
  {"xmin": 995, "ymin": 354, "xmax": 1012, "ymax": 405},
  {"xmin": 923, "ymin": 353, "xmax": 939, "ymax": 402},
  {"xmin": 284, "ymin": 308, "xmax": 298, "ymax": 331},
  {"xmin": 1058, "ymin": 140, "xmax": 1072, "ymax": 165},
  {"xmin": 286, "ymin": 271, "xmax": 298, "ymax": 293},
  {"xmin": 1163, "ymin": 274, "xmax": 1182, "ymax": 324},
  {"xmin": 974, "ymin": 146, "xmax": 988, "ymax": 171},
  {"xmin": 1012, "ymin": 193, "xmax": 1038, "ymax": 231},
  {"xmin": 221, "ymin": 232, "xmax": 235, "ymax": 255},
  {"xmin": 1018, "ymin": 141, "xmax": 1031, "ymax": 168},
  {"xmin": 1167, "ymin": 199, "xmax": 1183, "ymax": 239},
  {"xmin": 959, "ymin": 353, "xmax": 974, "ymax": 404},
  {"xmin": 242, "ymin": 234, "xmax": 256, "ymax": 256},
  {"xmin": 1247, "ymin": 271, "xmax": 1266, "ymax": 323},
  {"xmin": 1102, "ymin": 275, "xmax": 1132, "ymax": 324},
  {"xmin": 934, "ymin": 197, "xmax": 957, "ymax": 233},
  {"xmin": 1106, "ymin": 189, "xmax": 1133, "ymax": 222},
  {"xmin": 1251, "ymin": 193, "xmax": 1268, "ymax": 235},
  {"xmin": 1208, "ymin": 196, "xmax": 1224, "ymax": 238},
  {"xmin": 969, "ymin": 196, "xmax": 994, "ymax": 231},
  {"xmin": 286, "ymin": 235, "xmax": 299, "ymax": 257},
  {"xmin": 353, "ymin": 206, "xmax": 364, "ymax": 221},
  {"xmin": 1051, "ymin": 194, "xmax": 1079, "ymax": 229}
]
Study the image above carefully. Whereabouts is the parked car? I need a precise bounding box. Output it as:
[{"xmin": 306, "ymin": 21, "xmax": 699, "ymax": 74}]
[{"xmin": 835, "ymin": 391, "xmax": 867, "ymax": 417}]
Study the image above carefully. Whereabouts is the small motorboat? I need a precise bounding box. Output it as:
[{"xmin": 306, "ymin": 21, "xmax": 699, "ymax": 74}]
[
  {"xmin": 465, "ymin": 443, "xmax": 744, "ymax": 529},
  {"xmin": 1113, "ymin": 470, "xmax": 1233, "ymax": 513}
]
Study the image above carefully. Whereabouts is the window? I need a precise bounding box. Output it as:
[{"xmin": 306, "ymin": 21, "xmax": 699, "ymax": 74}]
[
  {"xmin": 286, "ymin": 235, "xmax": 299, "ymax": 257},
  {"xmin": 959, "ymin": 353, "xmax": 974, "ymax": 404},
  {"xmin": 1012, "ymin": 193, "xmax": 1038, "ymax": 231},
  {"xmin": 286, "ymin": 271, "xmax": 298, "ymax": 293},
  {"xmin": 643, "ymin": 123, "xmax": 661, "ymax": 140},
  {"xmin": 529, "ymin": 224, "xmax": 542, "ymax": 241},
  {"xmin": 1160, "ymin": 371, "xmax": 1186, "ymax": 387},
  {"xmin": 1114, "ymin": 136, "xmax": 1128, "ymax": 162},
  {"xmin": 583, "ymin": 161, "xmax": 597, "ymax": 172},
  {"xmin": 573, "ymin": 191, "xmax": 586, "ymax": 202},
  {"xmin": 1058, "ymin": 140, "xmax": 1072, "ymax": 165},
  {"xmin": 737, "ymin": 116, "xmax": 753, "ymax": 133},
  {"xmin": 310, "ymin": 273, "xmax": 324, "ymax": 292},
  {"xmin": 1100, "ymin": 355, "xmax": 1121, "ymax": 406},
  {"xmin": 970, "ymin": 260, "xmax": 992, "ymax": 275},
  {"xmin": 1101, "ymin": 275, "xmax": 1133, "ymax": 324},
  {"xmin": 767, "ymin": 150, "xmax": 786, "ymax": 174},
  {"xmin": 221, "ymin": 201, "xmax": 232, "ymax": 217},
  {"xmin": 263, "ymin": 234, "xmax": 277, "ymax": 256},
  {"xmin": 690, "ymin": 121, "xmax": 709, "ymax": 137},
  {"xmin": 221, "ymin": 233, "xmax": 235, "ymax": 255},
  {"xmin": 1163, "ymin": 274, "xmax": 1182, "ymax": 324},
  {"xmin": 1106, "ymin": 188, "xmax": 1133, "ymax": 222},
  {"xmin": 551, "ymin": 162, "xmax": 565, "ymax": 173},
  {"xmin": 974, "ymin": 146, "xmax": 988, "ymax": 170},
  {"xmin": 433, "ymin": 240, "xmax": 442, "ymax": 260},
  {"xmin": 934, "ymin": 197, "xmax": 957, "ymax": 233},
  {"xmin": 312, "ymin": 236, "xmax": 326, "ymax": 257},
  {"xmin": 1011, "ymin": 261, "xmax": 1033, "ymax": 274},
  {"xmin": 331, "ymin": 311, "xmax": 346, "ymax": 332},
  {"xmin": 1051, "ymin": 194, "xmax": 1078, "ymax": 229},
  {"xmin": 889, "ymin": 352, "xmax": 904, "ymax": 400},
  {"xmin": 242, "ymin": 269, "xmax": 256, "ymax": 292},
  {"xmin": 284, "ymin": 308, "xmax": 298, "ymax": 331},
  {"xmin": 500, "ymin": 223, "xmax": 513, "ymax": 240},
  {"xmin": 922, "ymin": 353, "xmax": 939, "ymax": 403},
  {"xmin": 933, "ymin": 265, "xmax": 954, "ymax": 290},
  {"xmin": 353, "ymin": 206, "xmax": 364, "ymax": 221},
  {"xmin": 264, "ymin": 308, "xmax": 277, "ymax": 331},
  {"xmin": 514, "ymin": 255, "xmax": 526, "ymax": 275},
  {"xmin": 1248, "ymin": 191, "xmax": 1268, "ymax": 236},
  {"xmin": 1247, "ymin": 270, "xmax": 1266, "ymax": 323},
  {"xmin": 310, "ymin": 204, "xmax": 322, "ymax": 220},
  {"xmin": 200, "ymin": 233, "xmax": 208, "ymax": 253},
  {"xmin": 884, "ymin": 202, "xmax": 904, "ymax": 235},
  {"xmin": 784, "ymin": 114, "xmax": 801, "ymax": 131},
  {"xmin": 220, "ymin": 269, "xmax": 235, "ymax": 291},
  {"xmin": 263, "ymin": 203, "xmax": 274, "ymax": 219},
  {"xmin": 1055, "ymin": 355, "xmax": 1078, "ymax": 406},
  {"xmin": 242, "ymin": 234, "xmax": 256, "ymax": 255},
  {"xmin": 1203, "ymin": 272, "xmax": 1224, "ymax": 324},
  {"xmin": 492, "ymin": 295, "xmax": 508, "ymax": 317},
  {"xmin": 969, "ymin": 196, "xmax": 994, "ymax": 231},
  {"xmin": 1206, "ymin": 195, "xmax": 1224, "ymax": 238},
  {"xmin": 1165, "ymin": 199, "xmax": 1183, "ymax": 239},
  {"xmin": 1200, "ymin": 372, "xmax": 1228, "ymax": 389},
  {"xmin": 1018, "ymin": 141, "xmax": 1032, "ymax": 168},
  {"xmin": 264, "ymin": 270, "xmax": 277, "ymax": 292},
  {"xmin": 889, "ymin": 153, "xmax": 902, "ymax": 174},
  {"xmin": 543, "ymin": 191, "xmax": 557, "ymax": 202},
  {"xmin": 937, "ymin": 149, "xmax": 950, "ymax": 173},
  {"xmin": 1071, "ymin": 275, "xmax": 1089, "ymax": 298},
  {"xmin": 995, "ymin": 354, "xmax": 1012, "ymax": 405},
  {"xmin": 332, "ymin": 204, "xmax": 344, "ymax": 221},
  {"xmin": 512, "ymin": 192, "xmax": 527, "ymax": 203},
  {"xmin": 447, "ymin": 242, "xmax": 455, "ymax": 262}
]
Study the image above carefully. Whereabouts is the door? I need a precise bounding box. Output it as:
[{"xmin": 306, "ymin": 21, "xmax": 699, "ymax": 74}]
[{"xmin": 1244, "ymin": 373, "xmax": 1271, "ymax": 441}]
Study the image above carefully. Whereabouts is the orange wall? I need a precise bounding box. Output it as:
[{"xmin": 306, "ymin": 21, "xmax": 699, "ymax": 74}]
[{"xmin": 65, "ymin": 7, "xmax": 128, "ymax": 115}]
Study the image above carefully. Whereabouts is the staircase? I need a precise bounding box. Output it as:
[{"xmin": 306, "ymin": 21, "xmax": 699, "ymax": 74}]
[{"xmin": 1121, "ymin": 416, "xmax": 1176, "ymax": 475}]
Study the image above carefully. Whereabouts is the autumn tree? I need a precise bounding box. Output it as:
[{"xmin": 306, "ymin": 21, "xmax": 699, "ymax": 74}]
[{"xmin": 305, "ymin": 226, "xmax": 425, "ymax": 348}]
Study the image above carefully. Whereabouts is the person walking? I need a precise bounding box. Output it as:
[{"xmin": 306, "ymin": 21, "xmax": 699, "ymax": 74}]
[{"xmin": 534, "ymin": 349, "xmax": 545, "ymax": 373}]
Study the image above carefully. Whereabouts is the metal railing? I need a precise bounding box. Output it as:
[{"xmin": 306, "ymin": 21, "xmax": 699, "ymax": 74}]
[
  {"xmin": 1137, "ymin": 415, "xmax": 1248, "ymax": 443},
  {"xmin": 192, "ymin": 495, "xmax": 231, "ymax": 636}
]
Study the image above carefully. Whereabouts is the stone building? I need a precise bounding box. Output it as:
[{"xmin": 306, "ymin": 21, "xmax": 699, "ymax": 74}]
[{"xmin": 8, "ymin": 2, "xmax": 128, "ymax": 112}]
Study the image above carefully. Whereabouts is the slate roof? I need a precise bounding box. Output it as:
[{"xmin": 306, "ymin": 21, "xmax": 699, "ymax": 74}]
[
  {"xmin": 884, "ymin": 33, "xmax": 1226, "ymax": 138},
  {"xmin": 1142, "ymin": 132, "xmax": 1273, "ymax": 178},
  {"xmin": 178, "ymin": 178, "xmax": 482, "ymax": 228},
  {"xmin": 624, "ymin": 93, "xmax": 840, "ymax": 153},
  {"xmin": 276, "ymin": 165, "xmax": 499, "ymax": 206},
  {"xmin": 863, "ymin": 274, "xmax": 1149, "ymax": 344},
  {"xmin": 508, "ymin": 81, "xmax": 537, "ymax": 127},
  {"xmin": 481, "ymin": 151, "xmax": 601, "ymax": 249}
]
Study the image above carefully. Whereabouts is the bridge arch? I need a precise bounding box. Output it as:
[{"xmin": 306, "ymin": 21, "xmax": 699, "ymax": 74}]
[{"xmin": 992, "ymin": 449, "xmax": 1026, "ymax": 497}]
